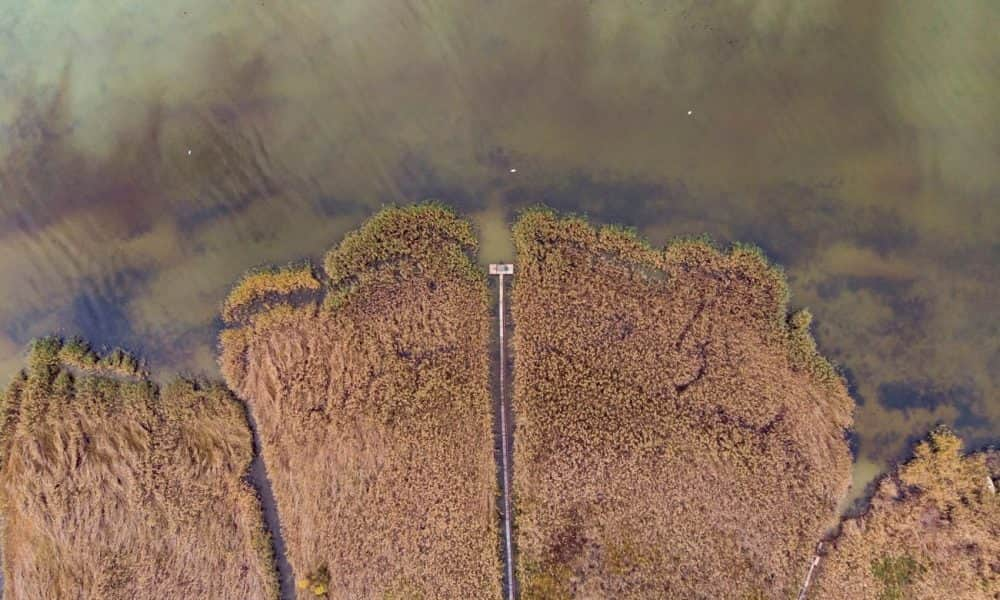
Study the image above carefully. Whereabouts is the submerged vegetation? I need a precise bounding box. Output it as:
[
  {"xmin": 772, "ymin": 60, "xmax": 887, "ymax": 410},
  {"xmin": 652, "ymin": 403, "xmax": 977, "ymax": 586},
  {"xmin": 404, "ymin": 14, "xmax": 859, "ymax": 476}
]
[
  {"xmin": 0, "ymin": 338, "xmax": 277, "ymax": 599},
  {"xmin": 510, "ymin": 208, "xmax": 853, "ymax": 598},
  {"xmin": 220, "ymin": 204, "xmax": 500, "ymax": 599},
  {"xmin": 811, "ymin": 428, "xmax": 999, "ymax": 599}
]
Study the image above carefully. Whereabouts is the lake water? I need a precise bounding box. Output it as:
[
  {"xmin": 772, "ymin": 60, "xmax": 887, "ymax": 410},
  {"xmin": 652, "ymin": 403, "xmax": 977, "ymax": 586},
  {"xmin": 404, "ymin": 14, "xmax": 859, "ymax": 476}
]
[{"xmin": 1, "ymin": 1, "xmax": 997, "ymax": 495}]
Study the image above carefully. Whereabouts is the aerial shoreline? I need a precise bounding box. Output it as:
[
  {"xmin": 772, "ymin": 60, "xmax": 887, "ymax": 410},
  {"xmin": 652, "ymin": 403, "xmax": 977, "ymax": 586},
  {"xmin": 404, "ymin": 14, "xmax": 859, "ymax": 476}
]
[{"xmin": 0, "ymin": 204, "xmax": 996, "ymax": 599}]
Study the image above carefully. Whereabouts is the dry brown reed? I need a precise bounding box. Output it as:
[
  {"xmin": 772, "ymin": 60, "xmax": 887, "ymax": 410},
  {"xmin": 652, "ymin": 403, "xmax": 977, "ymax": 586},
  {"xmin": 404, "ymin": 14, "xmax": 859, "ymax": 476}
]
[
  {"xmin": 510, "ymin": 207, "xmax": 853, "ymax": 599},
  {"xmin": 223, "ymin": 265, "xmax": 322, "ymax": 323},
  {"xmin": 810, "ymin": 428, "xmax": 999, "ymax": 600},
  {"xmin": 57, "ymin": 336, "xmax": 145, "ymax": 378},
  {"xmin": 220, "ymin": 204, "xmax": 500, "ymax": 599},
  {"xmin": 0, "ymin": 337, "xmax": 277, "ymax": 599}
]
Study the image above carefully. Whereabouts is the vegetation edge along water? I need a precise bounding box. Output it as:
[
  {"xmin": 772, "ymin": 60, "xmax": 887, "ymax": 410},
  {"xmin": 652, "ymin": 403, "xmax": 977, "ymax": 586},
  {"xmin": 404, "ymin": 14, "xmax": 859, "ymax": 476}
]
[{"xmin": 0, "ymin": 202, "xmax": 995, "ymax": 598}]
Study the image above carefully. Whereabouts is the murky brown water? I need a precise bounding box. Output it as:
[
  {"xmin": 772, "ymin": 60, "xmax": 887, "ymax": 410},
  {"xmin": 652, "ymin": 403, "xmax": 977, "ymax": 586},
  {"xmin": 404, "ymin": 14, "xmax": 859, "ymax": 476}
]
[{"xmin": 1, "ymin": 1, "xmax": 997, "ymax": 495}]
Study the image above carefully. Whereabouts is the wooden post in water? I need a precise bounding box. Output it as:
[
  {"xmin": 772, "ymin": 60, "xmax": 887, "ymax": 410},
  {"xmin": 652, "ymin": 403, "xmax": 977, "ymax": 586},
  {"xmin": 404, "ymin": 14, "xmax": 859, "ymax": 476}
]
[{"xmin": 489, "ymin": 263, "xmax": 516, "ymax": 600}]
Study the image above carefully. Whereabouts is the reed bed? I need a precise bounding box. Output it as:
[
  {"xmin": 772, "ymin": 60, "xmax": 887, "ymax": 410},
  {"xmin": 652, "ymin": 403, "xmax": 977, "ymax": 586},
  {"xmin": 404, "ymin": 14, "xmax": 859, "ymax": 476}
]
[
  {"xmin": 57, "ymin": 336, "xmax": 144, "ymax": 378},
  {"xmin": 223, "ymin": 264, "xmax": 322, "ymax": 323},
  {"xmin": 220, "ymin": 204, "xmax": 500, "ymax": 599},
  {"xmin": 810, "ymin": 429, "xmax": 999, "ymax": 600},
  {"xmin": 510, "ymin": 207, "xmax": 853, "ymax": 599},
  {"xmin": 0, "ymin": 338, "xmax": 277, "ymax": 599}
]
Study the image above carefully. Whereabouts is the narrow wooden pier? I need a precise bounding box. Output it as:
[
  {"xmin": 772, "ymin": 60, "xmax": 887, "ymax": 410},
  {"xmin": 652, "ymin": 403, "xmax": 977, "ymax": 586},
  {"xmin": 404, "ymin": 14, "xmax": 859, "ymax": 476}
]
[{"xmin": 489, "ymin": 263, "xmax": 516, "ymax": 600}]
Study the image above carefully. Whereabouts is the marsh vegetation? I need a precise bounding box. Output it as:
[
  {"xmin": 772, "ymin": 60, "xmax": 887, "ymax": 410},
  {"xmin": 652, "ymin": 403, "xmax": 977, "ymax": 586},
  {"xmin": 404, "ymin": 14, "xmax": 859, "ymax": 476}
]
[
  {"xmin": 510, "ymin": 208, "xmax": 854, "ymax": 599},
  {"xmin": 811, "ymin": 428, "xmax": 999, "ymax": 599},
  {"xmin": 0, "ymin": 338, "xmax": 277, "ymax": 599},
  {"xmin": 0, "ymin": 202, "xmax": 996, "ymax": 600},
  {"xmin": 220, "ymin": 204, "xmax": 500, "ymax": 599}
]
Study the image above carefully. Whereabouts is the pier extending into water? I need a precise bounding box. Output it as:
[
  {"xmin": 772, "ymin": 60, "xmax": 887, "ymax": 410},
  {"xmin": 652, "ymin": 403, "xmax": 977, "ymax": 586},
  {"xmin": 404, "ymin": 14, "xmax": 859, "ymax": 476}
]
[{"xmin": 490, "ymin": 263, "xmax": 517, "ymax": 600}]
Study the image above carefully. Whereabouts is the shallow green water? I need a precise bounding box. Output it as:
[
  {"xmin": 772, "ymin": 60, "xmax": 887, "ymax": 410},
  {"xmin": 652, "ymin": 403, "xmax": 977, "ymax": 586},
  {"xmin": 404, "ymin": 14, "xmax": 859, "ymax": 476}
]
[{"xmin": 1, "ymin": 1, "xmax": 997, "ymax": 487}]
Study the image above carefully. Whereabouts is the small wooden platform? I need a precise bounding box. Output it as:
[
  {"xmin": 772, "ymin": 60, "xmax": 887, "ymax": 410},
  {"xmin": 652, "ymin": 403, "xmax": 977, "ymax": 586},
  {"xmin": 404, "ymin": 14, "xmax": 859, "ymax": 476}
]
[{"xmin": 489, "ymin": 264, "xmax": 514, "ymax": 275}]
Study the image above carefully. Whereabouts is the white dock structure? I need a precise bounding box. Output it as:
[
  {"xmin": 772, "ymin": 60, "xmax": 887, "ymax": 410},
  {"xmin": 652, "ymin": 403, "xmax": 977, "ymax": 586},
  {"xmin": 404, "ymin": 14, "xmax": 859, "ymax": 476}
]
[{"xmin": 489, "ymin": 263, "xmax": 516, "ymax": 600}]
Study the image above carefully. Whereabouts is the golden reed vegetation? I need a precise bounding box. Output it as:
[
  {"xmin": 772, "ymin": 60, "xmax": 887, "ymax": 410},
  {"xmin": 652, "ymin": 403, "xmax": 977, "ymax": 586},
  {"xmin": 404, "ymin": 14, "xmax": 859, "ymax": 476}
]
[
  {"xmin": 223, "ymin": 264, "xmax": 323, "ymax": 323},
  {"xmin": 220, "ymin": 204, "xmax": 499, "ymax": 599},
  {"xmin": 0, "ymin": 337, "xmax": 277, "ymax": 599},
  {"xmin": 810, "ymin": 428, "xmax": 999, "ymax": 600},
  {"xmin": 510, "ymin": 208, "xmax": 854, "ymax": 599}
]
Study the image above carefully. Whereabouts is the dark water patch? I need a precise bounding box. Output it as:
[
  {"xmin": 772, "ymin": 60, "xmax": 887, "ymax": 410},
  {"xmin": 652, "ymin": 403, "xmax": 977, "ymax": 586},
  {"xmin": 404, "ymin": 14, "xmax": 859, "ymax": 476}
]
[
  {"xmin": 952, "ymin": 401, "xmax": 985, "ymax": 432},
  {"xmin": 0, "ymin": 51, "xmax": 298, "ymax": 257},
  {"xmin": 474, "ymin": 144, "xmax": 515, "ymax": 172},
  {"xmin": 174, "ymin": 194, "xmax": 255, "ymax": 232},
  {"xmin": 844, "ymin": 429, "xmax": 861, "ymax": 459},
  {"xmin": 1, "ymin": 304, "xmax": 57, "ymax": 347},
  {"xmin": 0, "ymin": 66, "xmax": 174, "ymax": 243},
  {"xmin": 0, "ymin": 64, "xmax": 80, "ymax": 238},
  {"xmin": 504, "ymin": 173, "xmax": 918, "ymax": 272},
  {"xmin": 70, "ymin": 292, "xmax": 134, "ymax": 348},
  {"xmin": 68, "ymin": 268, "xmax": 150, "ymax": 351},
  {"xmin": 178, "ymin": 117, "xmax": 283, "ymax": 217},
  {"xmin": 815, "ymin": 279, "xmax": 842, "ymax": 301},
  {"xmin": 876, "ymin": 381, "xmax": 976, "ymax": 413},
  {"xmin": 815, "ymin": 275, "xmax": 927, "ymax": 335},
  {"xmin": 139, "ymin": 324, "xmax": 226, "ymax": 385},
  {"xmin": 840, "ymin": 366, "xmax": 866, "ymax": 406},
  {"xmin": 815, "ymin": 275, "xmax": 911, "ymax": 298},
  {"xmin": 883, "ymin": 295, "xmax": 929, "ymax": 336},
  {"xmin": 850, "ymin": 207, "xmax": 919, "ymax": 255},
  {"xmin": 313, "ymin": 195, "xmax": 376, "ymax": 219},
  {"xmin": 877, "ymin": 381, "xmax": 928, "ymax": 410},
  {"xmin": 864, "ymin": 429, "xmax": 935, "ymax": 474},
  {"xmin": 391, "ymin": 152, "xmax": 485, "ymax": 211},
  {"xmin": 738, "ymin": 185, "xmax": 918, "ymax": 267},
  {"xmin": 729, "ymin": 182, "xmax": 840, "ymax": 265},
  {"xmin": 507, "ymin": 172, "xmax": 677, "ymax": 229},
  {"xmin": 874, "ymin": 383, "xmax": 990, "ymax": 457}
]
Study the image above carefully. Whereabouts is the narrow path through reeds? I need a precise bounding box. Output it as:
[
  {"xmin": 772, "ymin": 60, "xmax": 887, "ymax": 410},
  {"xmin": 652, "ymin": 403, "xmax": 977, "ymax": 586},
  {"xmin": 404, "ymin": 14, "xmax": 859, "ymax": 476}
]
[{"xmin": 244, "ymin": 407, "xmax": 296, "ymax": 600}]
